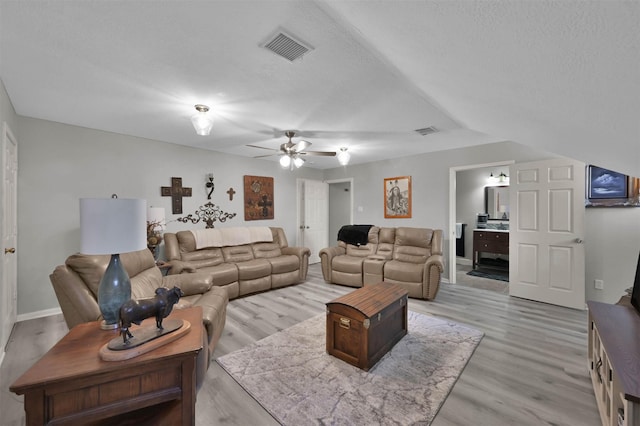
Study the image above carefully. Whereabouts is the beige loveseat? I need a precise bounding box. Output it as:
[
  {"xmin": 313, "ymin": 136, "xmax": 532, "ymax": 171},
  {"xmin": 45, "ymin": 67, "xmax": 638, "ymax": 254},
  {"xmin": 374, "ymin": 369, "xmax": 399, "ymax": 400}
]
[
  {"xmin": 50, "ymin": 248, "xmax": 228, "ymax": 386},
  {"xmin": 164, "ymin": 226, "xmax": 310, "ymax": 299},
  {"xmin": 319, "ymin": 226, "xmax": 444, "ymax": 300}
]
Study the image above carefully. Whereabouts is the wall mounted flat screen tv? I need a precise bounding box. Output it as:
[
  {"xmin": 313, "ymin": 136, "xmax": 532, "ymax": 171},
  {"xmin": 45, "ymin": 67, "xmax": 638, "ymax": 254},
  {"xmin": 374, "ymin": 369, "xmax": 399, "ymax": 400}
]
[{"xmin": 631, "ymin": 251, "xmax": 640, "ymax": 314}]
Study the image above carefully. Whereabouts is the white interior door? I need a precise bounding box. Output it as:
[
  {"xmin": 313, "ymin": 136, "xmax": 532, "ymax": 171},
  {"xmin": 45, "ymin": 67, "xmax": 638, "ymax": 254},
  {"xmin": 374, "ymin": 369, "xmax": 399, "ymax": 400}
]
[
  {"xmin": 298, "ymin": 179, "xmax": 328, "ymax": 264},
  {"xmin": 509, "ymin": 158, "xmax": 585, "ymax": 309},
  {"xmin": 1, "ymin": 123, "xmax": 18, "ymax": 354}
]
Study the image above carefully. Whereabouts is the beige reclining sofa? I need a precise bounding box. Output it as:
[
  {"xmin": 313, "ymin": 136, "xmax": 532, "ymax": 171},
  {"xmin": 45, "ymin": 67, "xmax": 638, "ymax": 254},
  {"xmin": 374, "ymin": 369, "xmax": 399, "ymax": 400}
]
[
  {"xmin": 164, "ymin": 226, "xmax": 310, "ymax": 299},
  {"xmin": 50, "ymin": 248, "xmax": 228, "ymax": 386},
  {"xmin": 320, "ymin": 226, "xmax": 444, "ymax": 300}
]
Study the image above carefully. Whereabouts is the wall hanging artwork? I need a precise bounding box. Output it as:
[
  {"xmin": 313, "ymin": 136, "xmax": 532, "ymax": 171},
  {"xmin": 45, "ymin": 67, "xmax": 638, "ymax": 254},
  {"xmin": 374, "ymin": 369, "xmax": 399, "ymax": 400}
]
[
  {"xmin": 176, "ymin": 202, "xmax": 237, "ymax": 229},
  {"xmin": 586, "ymin": 165, "xmax": 640, "ymax": 207},
  {"xmin": 244, "ymin": 175, "xmax": 274, "ymax": 220},
  {"xmin": 161, "ymin": 177, "xmax": 192, "ymax": 214},
  {"xmin": 384, "ymin": 176, "xmax": 412, "ymax": 218}
]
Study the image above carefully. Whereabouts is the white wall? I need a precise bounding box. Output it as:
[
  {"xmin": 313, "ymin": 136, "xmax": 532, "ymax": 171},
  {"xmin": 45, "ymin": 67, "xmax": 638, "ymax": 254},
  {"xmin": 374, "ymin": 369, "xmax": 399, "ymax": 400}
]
[
  {"xmin": 16, "ymin": 116, "xmax": 322, "ymax": 316},
  {"xmin": 324, "ymin": 140, "xmax": 640, "ymax": 305},
  {"xmin": 13, "ymin": 112, "xmax": 640, "ymax": 317},
  {"xmin": 585, "ymin": 207, "xmax": 640, "ymax": 303}
]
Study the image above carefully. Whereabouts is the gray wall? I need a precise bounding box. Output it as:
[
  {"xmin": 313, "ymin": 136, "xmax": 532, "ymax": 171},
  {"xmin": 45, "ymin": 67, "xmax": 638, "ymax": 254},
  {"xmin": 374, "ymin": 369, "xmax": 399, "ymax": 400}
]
[
  {"xmin": 16, "ymin": 116, "xmax": 322, "ymax": 316},
  {"xmin": 325, "ymin": 141, "xmax": 640, "ymax": 305},
  {"xmin": 10, "ymin": 105, "xmax": 640, "ymax": 317}
]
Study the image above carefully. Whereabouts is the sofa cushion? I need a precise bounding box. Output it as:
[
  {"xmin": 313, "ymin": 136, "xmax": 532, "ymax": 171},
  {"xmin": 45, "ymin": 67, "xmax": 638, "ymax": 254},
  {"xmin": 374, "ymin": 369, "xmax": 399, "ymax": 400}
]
[
  {"xmin": 332, "ymin": 255, "xmax": 366, "ymax": 273},
  {"xmin": 222, "ymin": 245, "xmax": 255, "ymax": 263},
  {"xmin": 384, "ymin": 260, "xmax": 424, "ymax": 282},
  {"xmin": 65, "ymin": 249, "xmax": 159, "ymax": 298},
  {"xmin": 181, "ymin": 247, "xmax": 225, "ymax": 268},
  {"xmin": 236, "ymin": 259, "xmax": 271, "ymax": 280},
  {"xmin": 252, "ymin": 242, "xmax": 283, "ymax": 258},
  {"xmin": 130, "ymin": 268, "xmax": 164, "ymax": 299},
  {"xmin": 345, "ymin": 244, "xmax": 376, "ymax": 257},
  {"xmin": 266, "ymin": 255, "xmax": 300, "ymax": 274}
]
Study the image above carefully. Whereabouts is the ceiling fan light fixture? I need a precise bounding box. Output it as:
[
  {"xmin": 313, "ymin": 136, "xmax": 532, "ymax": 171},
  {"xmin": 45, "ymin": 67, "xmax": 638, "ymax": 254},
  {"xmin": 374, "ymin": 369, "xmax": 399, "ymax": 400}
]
[
  {"xmin": 279, "ymin": 154, "xmax": 291, "ymax": 168},
  {"xmin": 337, "ymin": 147, "xmax": 350, "ymax": 166},
  {"xmin": 293, "ymin": 156, "xmax": 304, "ymax": 168},
  {"xmin": 191, "ymin": 104, "xmax": 213, "ymax": 136}
]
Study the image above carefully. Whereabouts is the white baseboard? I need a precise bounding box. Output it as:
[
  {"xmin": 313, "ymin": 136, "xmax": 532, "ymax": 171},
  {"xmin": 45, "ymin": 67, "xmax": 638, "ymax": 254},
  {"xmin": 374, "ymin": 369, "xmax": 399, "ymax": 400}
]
[{"xmin": 17, "ymin": 307, "xmax": 62, "ymax": 323}]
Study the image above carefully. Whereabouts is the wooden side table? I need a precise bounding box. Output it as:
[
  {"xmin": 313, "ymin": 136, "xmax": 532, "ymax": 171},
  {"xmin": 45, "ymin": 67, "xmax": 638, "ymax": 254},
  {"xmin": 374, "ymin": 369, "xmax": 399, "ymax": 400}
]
[{"xmin": 10, "ymin": 306, "xmax": 203, "ymax": 426}]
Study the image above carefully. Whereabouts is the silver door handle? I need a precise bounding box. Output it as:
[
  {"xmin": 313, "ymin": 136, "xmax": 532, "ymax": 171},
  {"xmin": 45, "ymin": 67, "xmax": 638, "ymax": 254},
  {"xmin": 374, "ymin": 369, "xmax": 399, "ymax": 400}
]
[{"xmin": 574, "ymin": 238, "xmax": 583, "ymax": 244}]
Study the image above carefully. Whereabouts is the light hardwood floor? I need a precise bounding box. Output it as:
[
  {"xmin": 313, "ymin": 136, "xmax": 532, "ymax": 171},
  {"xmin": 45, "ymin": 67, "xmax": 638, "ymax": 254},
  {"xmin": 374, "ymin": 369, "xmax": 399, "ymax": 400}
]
[{"xmin": 1, "ymin": 264, "xmax": 600, "ymax": 425}]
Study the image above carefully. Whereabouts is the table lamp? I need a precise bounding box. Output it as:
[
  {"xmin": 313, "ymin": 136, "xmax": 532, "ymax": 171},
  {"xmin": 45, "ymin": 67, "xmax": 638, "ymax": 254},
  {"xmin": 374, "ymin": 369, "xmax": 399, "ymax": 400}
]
[{"xmin": 80, "ymin": 196, "xmax": 147, "ymax": 330}]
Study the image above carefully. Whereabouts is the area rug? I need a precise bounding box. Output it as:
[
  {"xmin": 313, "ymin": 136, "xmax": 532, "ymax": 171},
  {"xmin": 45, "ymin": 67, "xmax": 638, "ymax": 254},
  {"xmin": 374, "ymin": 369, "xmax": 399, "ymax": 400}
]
[
  {"xmin": 467, "ymin": 269, "xmax": 509, "ymax": 282},
  {"xmin": 217, "ymin": 311, "xmax": 483, "ymax": 425}
]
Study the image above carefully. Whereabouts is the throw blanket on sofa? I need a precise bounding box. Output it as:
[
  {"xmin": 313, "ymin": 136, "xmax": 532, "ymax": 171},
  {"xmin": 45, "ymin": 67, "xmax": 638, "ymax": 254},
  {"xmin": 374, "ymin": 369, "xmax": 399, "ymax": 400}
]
[
  {"xmin": 192, "ymin": 227, "xmax": 273, "ymax": 249},
  {"xmin": 337, "ymin": 225, "xmax": 374, "ymax": 246}
]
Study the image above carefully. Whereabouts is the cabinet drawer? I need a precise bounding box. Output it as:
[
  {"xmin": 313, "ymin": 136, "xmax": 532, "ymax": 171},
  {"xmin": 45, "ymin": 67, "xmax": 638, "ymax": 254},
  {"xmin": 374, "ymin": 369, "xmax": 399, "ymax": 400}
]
[{"xmin": 474, "ymin": 231, "xmax": 509, "ymax": 243}]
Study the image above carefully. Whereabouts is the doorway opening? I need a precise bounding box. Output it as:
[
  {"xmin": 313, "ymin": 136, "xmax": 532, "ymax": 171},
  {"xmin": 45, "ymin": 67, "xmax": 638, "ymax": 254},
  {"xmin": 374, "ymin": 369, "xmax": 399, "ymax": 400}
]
[{"xmin": 448, "ymin": 161, "xmax": 512, "ymax": 293}]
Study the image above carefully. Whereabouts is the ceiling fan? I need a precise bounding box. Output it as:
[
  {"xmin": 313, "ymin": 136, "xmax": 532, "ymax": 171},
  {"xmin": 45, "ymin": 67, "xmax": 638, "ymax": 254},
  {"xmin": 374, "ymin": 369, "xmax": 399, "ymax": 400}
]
[{"xmin": 247, "ymin": 131, "xmax": 337, "ymax": 169}]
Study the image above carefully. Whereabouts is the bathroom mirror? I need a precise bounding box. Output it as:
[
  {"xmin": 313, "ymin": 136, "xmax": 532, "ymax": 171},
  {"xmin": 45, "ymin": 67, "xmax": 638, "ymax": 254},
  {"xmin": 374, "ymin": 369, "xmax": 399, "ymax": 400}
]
[{"xmin": 485, "ymin": 185, "xmax": 509, "ymax": 220}]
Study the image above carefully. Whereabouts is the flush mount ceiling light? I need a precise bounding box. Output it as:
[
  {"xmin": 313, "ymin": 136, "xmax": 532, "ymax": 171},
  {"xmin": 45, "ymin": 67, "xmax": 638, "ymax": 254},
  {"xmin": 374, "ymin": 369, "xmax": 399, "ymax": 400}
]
[
  {"xmin": 191, "ymin": 104, "xmax": 213, "ymax": 136},
  {"xmin": 337, "ymin": 147, "xmax": 350, "ymax": 166}
]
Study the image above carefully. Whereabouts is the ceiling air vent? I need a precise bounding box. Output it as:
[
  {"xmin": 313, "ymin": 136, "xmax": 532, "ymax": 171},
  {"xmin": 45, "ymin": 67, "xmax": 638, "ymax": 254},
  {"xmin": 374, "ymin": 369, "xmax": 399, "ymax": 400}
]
[
  {"xmin": 263, "ymin": 31, "xmax": 312, "ymax": 62},
  {"xmin": 414, "ymin": 126, "xmax": 438, "ymax": 136}
]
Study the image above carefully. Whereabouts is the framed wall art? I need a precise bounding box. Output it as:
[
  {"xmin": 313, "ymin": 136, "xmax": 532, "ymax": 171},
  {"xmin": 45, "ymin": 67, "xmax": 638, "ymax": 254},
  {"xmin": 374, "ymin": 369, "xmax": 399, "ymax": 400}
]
[
  {"xmin": 243, "ymin": 175, "xmax": 274, "ymax": 220},
  {"xmin": 586, "ymin": 165, "xmax": 640, "ymax": 207},
  {"xmin": 384, "ymin": 176, "xmax": 411, "ymax": 218}
]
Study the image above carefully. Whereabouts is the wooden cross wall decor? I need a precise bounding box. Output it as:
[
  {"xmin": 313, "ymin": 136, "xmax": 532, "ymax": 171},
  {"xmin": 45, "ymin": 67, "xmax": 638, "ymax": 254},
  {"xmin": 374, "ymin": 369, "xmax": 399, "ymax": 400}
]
[{"xmin": 161, "ymin": 177, "xmax": 192, "ymax": 214}]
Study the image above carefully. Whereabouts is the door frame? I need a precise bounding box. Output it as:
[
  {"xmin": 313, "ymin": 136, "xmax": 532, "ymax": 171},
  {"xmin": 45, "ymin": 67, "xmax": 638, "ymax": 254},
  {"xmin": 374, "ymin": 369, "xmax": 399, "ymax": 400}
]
[
  {"xmin": 326, "ymin": 177, "xmax": 354, "ymax": 225},
  {"xmin": 296, "ymin": 177, "xmax": 353, "ymax": 257},
  {"xmin": 448, "ymin": 160, "xmax": 514, "ymax": 284}
]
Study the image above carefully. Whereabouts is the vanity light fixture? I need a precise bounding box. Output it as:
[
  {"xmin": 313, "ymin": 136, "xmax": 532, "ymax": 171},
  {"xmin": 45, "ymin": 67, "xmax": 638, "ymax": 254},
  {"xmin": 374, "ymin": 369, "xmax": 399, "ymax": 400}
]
[
  {"xmin": 488, "ymin": 172, "xmax": 498, "ymax": 185},
  {"xmin": 191, "ymin": 104, "xmax": 213, "ymax": 136},
  {"xmin": 337, "ymin": 147, "xmax": 351, "ymax": 166},
  {"xmin": 498, "ymin": 172, "xmax": 509, "ymax": 183}
]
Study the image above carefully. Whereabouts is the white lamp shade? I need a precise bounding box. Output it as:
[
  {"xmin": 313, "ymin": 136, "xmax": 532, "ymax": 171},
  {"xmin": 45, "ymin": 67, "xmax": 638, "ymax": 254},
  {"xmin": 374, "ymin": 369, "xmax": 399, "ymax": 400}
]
[
  {"xmin": 293, "ymin": 156, "xmax": 304, "ymax": 168},
  {"xmin": 80, "ymin": 198, "xmax": 147, "ymax": 255},
  {"xmin": 337, "ymin": 148, "xmax": 350, "ymax": 166},
  {"xmin": 191, "ymin": 111, "xmax": 213, "ymax": 136},
  {"xmin": 147, "ymin": 207, "xmax": 166, "ymax": 231},
  {"xmin": 279, "ymin": 155, "xmax": 291, "ymax": 168}
]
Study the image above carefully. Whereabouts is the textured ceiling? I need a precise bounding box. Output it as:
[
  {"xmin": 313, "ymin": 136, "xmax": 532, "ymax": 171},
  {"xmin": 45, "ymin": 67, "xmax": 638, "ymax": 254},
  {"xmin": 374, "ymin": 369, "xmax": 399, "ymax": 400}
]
[{"xmin": 0, "ymin": 1, "xmax": 638, "ymax": 175}]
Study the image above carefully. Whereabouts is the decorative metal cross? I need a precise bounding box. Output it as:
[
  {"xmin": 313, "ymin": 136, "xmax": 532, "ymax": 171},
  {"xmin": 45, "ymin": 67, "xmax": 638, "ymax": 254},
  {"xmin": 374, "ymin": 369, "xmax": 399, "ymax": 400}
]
[
  {"xmin": 227, "ymin": 187, "xmax": 236, "ymax": 201},
  {"xmin": 161, "ymin": 177, "xmax": 192, "ymax": 214},
  {"xmin": 258, "ymin": 195, "xmax": 273, "ymax": 218}
]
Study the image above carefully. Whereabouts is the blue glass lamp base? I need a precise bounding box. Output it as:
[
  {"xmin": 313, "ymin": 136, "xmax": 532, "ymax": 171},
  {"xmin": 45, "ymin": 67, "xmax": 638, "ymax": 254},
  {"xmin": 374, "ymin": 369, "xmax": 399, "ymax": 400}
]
[{"xmin": 98, "ymin": 254, "xmax": 132, "ymax": 330}]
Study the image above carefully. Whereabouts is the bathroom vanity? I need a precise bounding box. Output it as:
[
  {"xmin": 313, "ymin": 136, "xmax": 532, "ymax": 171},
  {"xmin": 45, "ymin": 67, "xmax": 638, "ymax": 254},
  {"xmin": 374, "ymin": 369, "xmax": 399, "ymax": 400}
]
[{"xmin": 472, "ymin": 229, "xmax": 509, "ymax": 271}]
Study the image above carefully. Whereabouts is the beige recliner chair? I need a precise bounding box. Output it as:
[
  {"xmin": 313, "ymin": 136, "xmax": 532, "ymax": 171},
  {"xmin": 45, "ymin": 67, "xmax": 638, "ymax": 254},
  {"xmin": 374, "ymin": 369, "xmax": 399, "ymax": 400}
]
[{"xmin": 50, "ymin": 248, "xmax": 228, "ymax": 386}]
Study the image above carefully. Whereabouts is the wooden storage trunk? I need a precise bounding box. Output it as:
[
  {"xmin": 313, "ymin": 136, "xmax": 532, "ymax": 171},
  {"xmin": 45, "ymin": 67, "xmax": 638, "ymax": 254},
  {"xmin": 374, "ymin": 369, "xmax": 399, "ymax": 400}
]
[{"xmin": 326, "ymin": 282, "xmax": 408, "ymax": 371}]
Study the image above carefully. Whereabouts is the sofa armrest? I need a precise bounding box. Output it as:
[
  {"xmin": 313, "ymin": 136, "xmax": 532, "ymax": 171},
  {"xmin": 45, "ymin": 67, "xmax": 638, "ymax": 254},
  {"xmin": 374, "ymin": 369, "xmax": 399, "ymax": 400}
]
[
  {"xmin": 319, "ymin": 246, "xmax": 346, "ymax": 283},
  {"xmin": 423, "ymin": 254, "xmax": 444, "ymax": 300},
  {"xmin": 49, "ymin": 265, "xmax": 102, "ymax": 330},
  {"xmin": 162, "ymin": 272, "xmax": 214, "ymax": 296},
  {"xmin": 282, "ymin": 246, "xmax": 311, "ymax": 281},
  {"xmin": 196, "ymin": 286, "xmax": 229, "ymax": 355},
  {"xmin": 166, "ymin": 259, "xmax": 198, "ymax": 275}
]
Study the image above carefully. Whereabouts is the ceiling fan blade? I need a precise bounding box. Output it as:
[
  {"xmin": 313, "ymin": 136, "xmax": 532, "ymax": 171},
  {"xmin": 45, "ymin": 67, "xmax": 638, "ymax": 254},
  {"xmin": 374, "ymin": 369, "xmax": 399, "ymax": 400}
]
[
  {"xmin": 292, "ymin": 140, "xmax": 311, "ymax": 153},
  {"xmin": 254, "ymin": 153, "xmax": 278, "ymax": 158},
  {"xmin": 246, "ymin": 144, "xmax": 279, "ymax": 152},
  {"xmin": 303, "ymin": 150, "xmax": 337, "ymax": 157}
]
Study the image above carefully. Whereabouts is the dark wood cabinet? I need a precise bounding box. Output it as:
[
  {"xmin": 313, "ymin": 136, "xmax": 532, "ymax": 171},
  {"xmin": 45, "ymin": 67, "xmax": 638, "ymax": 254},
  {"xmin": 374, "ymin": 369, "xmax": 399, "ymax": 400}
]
[
  {"xmin": 587, "ymin": 301, "xmax": 640, "ymax": 426},
  {"xmin": 473, "ymin": 230, "xmax": 509, "ymax": 270}
]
